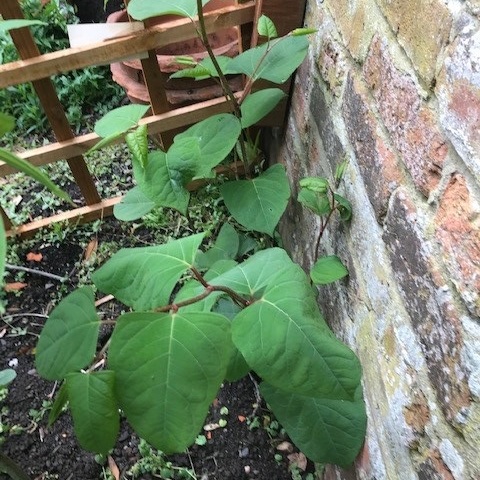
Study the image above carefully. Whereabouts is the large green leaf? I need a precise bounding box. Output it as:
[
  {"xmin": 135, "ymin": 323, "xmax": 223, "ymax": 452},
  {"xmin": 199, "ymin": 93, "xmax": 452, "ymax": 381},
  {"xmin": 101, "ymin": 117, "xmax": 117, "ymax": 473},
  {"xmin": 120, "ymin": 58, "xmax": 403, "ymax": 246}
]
[
  {"xmin": 66, "ymin": 371, "xmax": 119, "ymax": 455},
  {"xmin": 113, "ymin": 186, "xmax": 155, "ymax": 221},
  {"xmin": 261, "ymin": 382, "xmax": 367, "ymax": 467},
  {"xmin": 0, "ymin": 148, "xmax": 72, "ymax": 205},
  {"xmin": 94, "ymin": 104, "xmax": 149, "ymax": 138},
  {"xmin": 92, "ymin": 233, "xmax": 204, "ymax": 311},
  {"xmin": 207, "ymin": 248, "xmax": 361, "ymax": 400},
  {"xmin": 108, "ymin": 311, "xmax": 232, "ymax": 453},
  {"xmin": 127, "ymin": 0, "xmax": 210, "ymax": 19},
  {"xmin": 220, "ymin": 164, "xmax": 290, "ymax": 235},
  {"xmin": 35, "ymin": 287, "xmax": 100, "ymax": 380},
  {"xmin": 214, "ymin": 299, "xmax": 250, "ymax": 381},
  {"xmin": 195, "ymin": 223, "xmax": 239, "ymax": 269},
  {"xmin": 133, "ymin": 150, "xmax": 191, "ymax": 215},
  {"xmin": 173, "ymin": 114, "xmax": 241, "ymax": 178},
  {"xmin": 240, "ymin": 89, "xmax": 286, "ymax": 128},
  {"xmin": 231, "ymin": 264, "xmax": 361, "ymax": 400},
  {"xmin": 311, "ymin": 255, "xmax": 348, "ymax": 285},
  {"xmin": 227, "ymin": 36, "xmax": 309, "ymax": 83}
]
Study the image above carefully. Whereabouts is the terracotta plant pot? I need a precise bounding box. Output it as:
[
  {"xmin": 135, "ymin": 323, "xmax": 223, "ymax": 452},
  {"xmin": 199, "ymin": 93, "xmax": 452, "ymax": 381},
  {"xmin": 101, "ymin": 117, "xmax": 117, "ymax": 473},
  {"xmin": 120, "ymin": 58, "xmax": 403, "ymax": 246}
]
[{"xmin": 107, "ymin": 0, "xmax": 243, "ymax": 105}]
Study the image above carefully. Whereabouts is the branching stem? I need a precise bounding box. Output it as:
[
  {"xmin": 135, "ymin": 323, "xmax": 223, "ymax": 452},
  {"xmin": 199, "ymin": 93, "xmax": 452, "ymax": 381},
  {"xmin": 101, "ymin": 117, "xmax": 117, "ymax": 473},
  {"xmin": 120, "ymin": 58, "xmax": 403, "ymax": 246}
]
[
  {"xmin": 194, "ymin": 0, "xmax": 250, "ymax": 174},
  {"xmin": 314, "ymin": 189, "xmax": 338, "ymax": 262}
]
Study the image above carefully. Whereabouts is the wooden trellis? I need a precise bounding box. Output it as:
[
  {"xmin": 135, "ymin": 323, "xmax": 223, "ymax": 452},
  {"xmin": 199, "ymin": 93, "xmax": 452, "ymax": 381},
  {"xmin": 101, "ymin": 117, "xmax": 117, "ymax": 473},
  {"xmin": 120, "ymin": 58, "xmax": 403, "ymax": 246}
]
[{"xmin": 0, "ymin": 0, "xmax": 306, "ymax": 237}]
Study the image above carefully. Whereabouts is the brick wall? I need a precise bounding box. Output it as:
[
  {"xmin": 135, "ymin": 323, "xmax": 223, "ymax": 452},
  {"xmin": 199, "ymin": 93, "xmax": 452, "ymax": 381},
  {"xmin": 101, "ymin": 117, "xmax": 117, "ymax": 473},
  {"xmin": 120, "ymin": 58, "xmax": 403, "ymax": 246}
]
[{"xmin": 269, "ymin": 0, "xmax": 480, "ymax": 478}]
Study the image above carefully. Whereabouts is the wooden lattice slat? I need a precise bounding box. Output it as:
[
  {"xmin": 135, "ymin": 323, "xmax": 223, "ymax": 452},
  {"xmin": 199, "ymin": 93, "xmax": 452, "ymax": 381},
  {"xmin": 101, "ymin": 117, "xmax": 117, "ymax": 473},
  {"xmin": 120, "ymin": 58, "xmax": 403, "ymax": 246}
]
[{"xmin": 0, "ymin": 3, "xmax": 256, "ymax": 88}]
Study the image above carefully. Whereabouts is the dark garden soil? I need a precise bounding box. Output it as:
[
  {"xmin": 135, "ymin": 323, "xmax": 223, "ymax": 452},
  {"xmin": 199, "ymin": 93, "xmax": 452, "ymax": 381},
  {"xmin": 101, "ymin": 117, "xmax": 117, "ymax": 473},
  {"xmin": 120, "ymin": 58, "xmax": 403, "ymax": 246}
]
[{"xmin": 0, "ymin": 217, "xmax": 314, "ymax": 480}]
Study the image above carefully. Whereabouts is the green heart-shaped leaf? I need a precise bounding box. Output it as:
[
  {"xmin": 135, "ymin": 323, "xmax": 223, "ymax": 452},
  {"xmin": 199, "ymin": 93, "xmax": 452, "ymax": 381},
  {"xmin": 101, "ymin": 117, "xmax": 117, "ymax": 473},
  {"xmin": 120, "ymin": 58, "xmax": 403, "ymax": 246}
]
[
  {"xmin": 220, "ymin": 164, "xmax": 290, "ymax": 235},
  {"xmin": 108, "ymin": 311, "xmax": 232, "ymax": 453},
  {"xmin": 36, "ymin": 287, "xmax": 100, "ymax": 380},
  {"xmin": 93, "ymin": 233, "xmax": 204, "ymax": 311},
  {"xmin": 261, "ymin": 382, "xmax": 367, "ymax": 467},
  {"xmin": 66, "ymin": 371, "xmax": 119, "ymax": 455}
]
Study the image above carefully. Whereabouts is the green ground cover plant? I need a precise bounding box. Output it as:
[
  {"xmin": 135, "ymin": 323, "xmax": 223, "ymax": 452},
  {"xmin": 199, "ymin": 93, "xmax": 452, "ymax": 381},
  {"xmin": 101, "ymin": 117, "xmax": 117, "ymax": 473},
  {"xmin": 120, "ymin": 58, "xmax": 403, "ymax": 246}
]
[
  {"xmin": 0, "ymin": 0, "xmax": 124, "ymax": 142},
  {"xmin": 1, "ymin": 0, "xmax": 367, "ymax": 472}
]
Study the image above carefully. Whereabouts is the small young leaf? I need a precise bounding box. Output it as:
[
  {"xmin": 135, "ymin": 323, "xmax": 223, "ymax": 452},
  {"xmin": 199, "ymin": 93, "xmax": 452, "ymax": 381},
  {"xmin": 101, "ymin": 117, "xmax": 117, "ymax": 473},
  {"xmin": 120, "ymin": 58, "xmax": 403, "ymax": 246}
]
[
  {"xmin": 66, "ymin": 371, "xmax": 119, "ymax": 455},
  {"xmin": 170, "ymin": 65, "xmax": 211, "ymax": 80},
  {"xmin": 335, "ymin": 160, "xmax": 347, "ymax": 184},
  {"xmin": 113, "ymin": 186, "xmax": 155, "ymax": 221},
  {"xmin": 126, "ymin": 124, "xmax": 148, "ymax": 168},
  {"xmin": 0, "ymin": 148, "xmax": 73, "ymax": 205},
  {"xmin": 35, "ymin": 287, "xmax": 101, "ymax": 380},
  {"xmin": 334, "ymin": 194, "xmax": 352, "ymax": 221},
  {"xmin": 291, "ymin": 27, "xmax": 318, "ymax": 36},
  {"xmin": 240, "ymin": 88, "xmax": 286, "ymax": 128},
  {"xmin": 220, "ymin": 164, "xmax": 290, "ymax": 236},
  {"xmin": 298, "ymin": 188, "xmax": 331, "ymax": 217},
  {"xmin": 175, "ymin": 55, "xmax": 197, "ymax": 66},
  {"xmin": 299, "ymin": 177, "xmax": 329, "ymax": 193},
  {"xmin": 0, "ymin": 369, "xmax": 16, "ymax": 387},
  {"xmin": 0, "ymin": 112, "xmax": 15, "ymax": 136},
  {"xmin": 48, "ymin": 383, "xmax": 69, "ymax": 426},
  {"xmin": 86, "ymin": 132, "xmax": 123, "ymax": 155},
  {"xmin": 94, "ymin": 104, "xmax": 149, "ymax": 138},
  {"xmin": 227, "ymin": 36, "xmax": 309, "ymax": 84},
  {"xmin": 257, "ymin": 15, "xmax": 278, "ymax": 39},
  {"xmin": 310, "ymin": 255, "xmax": 348, "ymax": 285}
]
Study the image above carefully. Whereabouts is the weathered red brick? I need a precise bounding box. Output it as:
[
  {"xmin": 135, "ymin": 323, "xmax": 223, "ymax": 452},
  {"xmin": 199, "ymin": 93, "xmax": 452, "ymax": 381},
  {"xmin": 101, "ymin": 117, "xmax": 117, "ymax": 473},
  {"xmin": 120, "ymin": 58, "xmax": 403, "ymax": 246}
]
[
  {"xmin": 364, "ymin": 36, "xmax": 448, "ymax": 196},
  {"xmin": 383, "ymin": 190, "xmax": 471, "ymax": 424},
  {"xmin": 342, "ymin": 74, "xmax": 404, "ymax": 222},
  {"xmin": 435, "ymin": 174, "xmax": 480, "ymax": 317},
  {"xmin": 437, "ymin": 32, "xmax": 480, "ymax": 180},
  {"xmin": 418, "ymin": 449, "xmax": 455, "ymax": 480}
]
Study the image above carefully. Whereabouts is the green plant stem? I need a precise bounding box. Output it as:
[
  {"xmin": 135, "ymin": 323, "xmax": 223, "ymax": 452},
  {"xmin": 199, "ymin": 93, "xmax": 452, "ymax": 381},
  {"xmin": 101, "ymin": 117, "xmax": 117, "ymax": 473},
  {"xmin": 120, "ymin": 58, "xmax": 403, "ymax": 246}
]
[{"xmin": 194, "ymin": 0, "xmax": 250, "ymax": 174}]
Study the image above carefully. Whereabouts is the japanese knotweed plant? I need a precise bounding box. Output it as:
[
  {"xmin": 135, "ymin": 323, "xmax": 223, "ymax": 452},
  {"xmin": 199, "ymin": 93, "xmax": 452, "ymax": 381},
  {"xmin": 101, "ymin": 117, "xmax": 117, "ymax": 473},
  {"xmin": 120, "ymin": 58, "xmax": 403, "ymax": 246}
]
[
  {"xmin": 34, "ymin": 0, "xmax": 367, "ymax": 469},
  {"xmin": 299, "ymin": 163, "xmax": 353, "ymax": 285}
]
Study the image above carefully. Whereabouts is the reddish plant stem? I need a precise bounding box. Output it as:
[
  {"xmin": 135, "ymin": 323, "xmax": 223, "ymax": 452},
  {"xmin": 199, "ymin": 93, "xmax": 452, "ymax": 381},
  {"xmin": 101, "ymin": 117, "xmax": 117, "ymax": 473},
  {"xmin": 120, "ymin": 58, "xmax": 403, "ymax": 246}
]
[
  {"xmin": 314, "ymin": 190, "xmax": 338, "ymax": 262},
  {"xmin": 190, "ymin": 267, "xmax": 251, "ymax": 307},
  {"xmin": 194, "ymin": 0, "xmax": 250, "ymax": 175}
]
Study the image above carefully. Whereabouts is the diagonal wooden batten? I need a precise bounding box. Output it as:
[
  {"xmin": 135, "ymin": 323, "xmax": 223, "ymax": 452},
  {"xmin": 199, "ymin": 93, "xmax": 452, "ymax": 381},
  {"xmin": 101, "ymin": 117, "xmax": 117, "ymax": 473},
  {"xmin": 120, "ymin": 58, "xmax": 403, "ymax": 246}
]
[
  {"xmin": 0, "ymin": 0, "xmax": 101, "ymax": 205},
  {"xmin": 5, "ymin": 163, "xmax": 245, "ymax": 239},
  {"xmin": 0, "ymin": 3, "xmax": 256, "ymax": 89}
]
